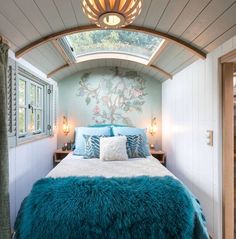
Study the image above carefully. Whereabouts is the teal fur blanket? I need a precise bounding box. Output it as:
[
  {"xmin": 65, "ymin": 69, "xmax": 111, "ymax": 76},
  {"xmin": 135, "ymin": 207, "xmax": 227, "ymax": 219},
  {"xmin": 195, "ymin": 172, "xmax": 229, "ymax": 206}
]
[{"xmin": 14, "ymin": 176, "xmax": 209, "ymax": 239}]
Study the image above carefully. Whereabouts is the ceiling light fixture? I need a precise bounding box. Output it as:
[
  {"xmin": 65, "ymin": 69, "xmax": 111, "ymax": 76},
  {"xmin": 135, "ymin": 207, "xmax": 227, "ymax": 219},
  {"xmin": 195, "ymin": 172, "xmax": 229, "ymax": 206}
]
[{"xmin": 82, "ymin": 0, "xmax": 143, "ymax": 29}]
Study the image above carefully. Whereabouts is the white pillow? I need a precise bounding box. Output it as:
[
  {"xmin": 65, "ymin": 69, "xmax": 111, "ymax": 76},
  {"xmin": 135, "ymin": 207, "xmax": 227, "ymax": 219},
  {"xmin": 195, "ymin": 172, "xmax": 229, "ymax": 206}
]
[{"xmin": 100, "ymin": 136, "xmax": 128, "ymax": 161}]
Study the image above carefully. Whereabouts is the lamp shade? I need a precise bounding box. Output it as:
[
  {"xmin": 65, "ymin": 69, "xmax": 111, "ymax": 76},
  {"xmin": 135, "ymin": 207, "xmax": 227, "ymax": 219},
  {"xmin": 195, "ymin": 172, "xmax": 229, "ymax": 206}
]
[{"xmin": 82, "ymin": 0, "xmax": 143, "ymax": 28}]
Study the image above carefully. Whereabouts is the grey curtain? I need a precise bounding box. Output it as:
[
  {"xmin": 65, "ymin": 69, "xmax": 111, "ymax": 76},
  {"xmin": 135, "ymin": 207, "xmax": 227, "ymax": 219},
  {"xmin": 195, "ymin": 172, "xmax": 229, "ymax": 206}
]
[{"xmin": 0, "ymin": 42, "xmax": 10, "ymax": 239}]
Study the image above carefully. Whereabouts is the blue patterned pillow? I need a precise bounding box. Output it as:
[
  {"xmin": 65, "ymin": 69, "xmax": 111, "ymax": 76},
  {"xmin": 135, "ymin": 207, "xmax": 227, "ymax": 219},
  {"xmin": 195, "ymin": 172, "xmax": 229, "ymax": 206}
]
[
  {"xmin": 112, "ymin": 127, "xmax": 150, "ymax": 156},
  {"xmin": 83, "ymin": 135, "xmax": 105, "ymax": 159},
  {"xmin": 126, "ymin": 135, "xmax": 146, "ymax": 158}
]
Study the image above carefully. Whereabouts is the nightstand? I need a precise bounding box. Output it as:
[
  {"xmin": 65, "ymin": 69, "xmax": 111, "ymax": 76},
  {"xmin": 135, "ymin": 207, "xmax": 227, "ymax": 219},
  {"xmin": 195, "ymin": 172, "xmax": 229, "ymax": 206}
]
[
  {"xmin": 150, "ymin": 149, "xmax": 166, "ymax": 166},
  {"xmin": 53, "ymin": 149, "xmax": 72, "ymax": 167}
]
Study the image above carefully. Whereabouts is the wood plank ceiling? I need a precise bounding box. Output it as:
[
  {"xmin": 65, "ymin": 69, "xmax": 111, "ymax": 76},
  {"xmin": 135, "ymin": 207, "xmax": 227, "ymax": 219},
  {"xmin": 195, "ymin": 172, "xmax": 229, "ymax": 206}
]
[{"xmin": 0, "ymin": 0, "xmax": 235, "ymax": 81}]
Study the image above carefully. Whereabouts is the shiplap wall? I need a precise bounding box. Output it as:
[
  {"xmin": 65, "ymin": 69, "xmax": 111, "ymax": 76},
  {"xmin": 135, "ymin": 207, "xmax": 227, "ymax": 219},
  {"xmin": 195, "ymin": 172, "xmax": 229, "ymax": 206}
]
[
  {"xmin": 162, "ymin": 35, "xmax": 236, "ymax": 239},
  {"xmin": 8, "ymin": 50, "xmax": 58, "ymax": 227}
]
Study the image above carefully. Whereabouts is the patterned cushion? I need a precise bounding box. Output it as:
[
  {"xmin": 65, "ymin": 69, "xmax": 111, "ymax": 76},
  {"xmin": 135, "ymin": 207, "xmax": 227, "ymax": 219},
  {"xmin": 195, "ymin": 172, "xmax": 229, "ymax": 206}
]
[
  {"xmin": 83, "ymin": 135, "xmax": 105, "ymax": 159},
  {"xmin": 125, "ymin": 135, "xmax": 146, "ymax": 158},
  {"xmin": 74, "ymin": 127, "xmax": 111, "ymax": 156},
  {"xmin": 112, "ymin": 127, "xmax": 150, "ymax": 156}
]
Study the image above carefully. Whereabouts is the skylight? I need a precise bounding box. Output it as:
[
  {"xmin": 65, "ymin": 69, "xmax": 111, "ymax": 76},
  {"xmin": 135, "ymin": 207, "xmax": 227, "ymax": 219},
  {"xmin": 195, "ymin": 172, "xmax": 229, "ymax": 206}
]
[{"xmin": 63, "ymin": 30, "xmax": 164, "ymax": 61}]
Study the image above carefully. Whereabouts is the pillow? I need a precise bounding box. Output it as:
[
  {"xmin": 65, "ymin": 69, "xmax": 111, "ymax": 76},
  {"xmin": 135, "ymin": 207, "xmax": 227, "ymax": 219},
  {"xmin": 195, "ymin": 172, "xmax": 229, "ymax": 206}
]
[
  {"xmin": 125, "ymin": 135, "xmax": 146, "ymax": 158},
  {"xmin": 74, "ymin": 127, "xmax": 111, "ymax": 155},
  {"xmin": 100, "ymin": 136, "xmax": 128, "ymax": 161},
  {"xmin": 88, "ymin": 124, "xmax": 127, "ymax": 136},
  {"xmin": 112, "ymin": 127, "xmax": 150, "ymax": 156},
  {"xmin": 83, "ymin": 135, "xmax": 105, "ymax": 159},
  {"xmin": 88, "ymin": 124, "xmax": 127, "ymax": 128}
]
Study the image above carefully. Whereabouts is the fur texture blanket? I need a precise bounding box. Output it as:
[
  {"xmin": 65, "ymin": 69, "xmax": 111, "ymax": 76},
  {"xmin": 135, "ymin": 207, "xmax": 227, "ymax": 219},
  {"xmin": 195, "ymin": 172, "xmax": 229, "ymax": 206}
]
[{"xmin": 14, "ymin": 176, "xmax": 209, "ymax": 239}]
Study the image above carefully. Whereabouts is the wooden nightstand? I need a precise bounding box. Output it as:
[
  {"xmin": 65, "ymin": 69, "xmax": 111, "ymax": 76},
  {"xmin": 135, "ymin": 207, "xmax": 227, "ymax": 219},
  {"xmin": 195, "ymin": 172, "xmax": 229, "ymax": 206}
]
[
  {"xmin": 150, "ymin": 149, "xmax": 166, "ymax": 166},
  {"xmin": 53, "ymin": 149, "xmax": 72, "ymax": 167}
]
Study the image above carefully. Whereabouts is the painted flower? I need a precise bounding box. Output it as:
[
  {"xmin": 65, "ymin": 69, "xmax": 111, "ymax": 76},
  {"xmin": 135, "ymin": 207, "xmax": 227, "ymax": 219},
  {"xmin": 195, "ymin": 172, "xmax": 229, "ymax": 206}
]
[
  {"xmin": 131, "ymin": 89, "xmax": 143, "ymax": 97},
  {"xmin": 102, "ymin": 96, "xmax": 109, "ymax": 104},
  {"xmin": 93, "ymin": 105, "xmax": 100, "ymax": 115}
]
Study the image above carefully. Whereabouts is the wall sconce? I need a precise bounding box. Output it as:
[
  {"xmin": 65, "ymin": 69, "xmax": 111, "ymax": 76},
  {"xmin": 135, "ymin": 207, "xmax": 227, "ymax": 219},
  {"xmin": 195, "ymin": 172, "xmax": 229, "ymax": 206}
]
[
  {"xmin": 62, "ymin": 116, "xmax": 70, "ymax": 135},
  {"xmin": 149, "ymin": 117, "xmax": 157, "ymax": 136}
]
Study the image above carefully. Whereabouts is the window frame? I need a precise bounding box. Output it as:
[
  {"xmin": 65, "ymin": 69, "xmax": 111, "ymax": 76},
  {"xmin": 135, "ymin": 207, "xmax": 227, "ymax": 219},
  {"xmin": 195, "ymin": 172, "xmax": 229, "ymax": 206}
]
[{"xmin": 16, "ymin": 68, "xmax": 52, "ymax": 144}]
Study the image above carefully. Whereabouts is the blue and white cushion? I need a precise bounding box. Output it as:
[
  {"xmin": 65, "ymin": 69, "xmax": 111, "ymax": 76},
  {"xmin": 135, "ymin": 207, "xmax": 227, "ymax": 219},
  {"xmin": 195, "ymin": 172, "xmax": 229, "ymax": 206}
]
[
  {"xmin": 125, "ymin": 135, "xmax": 146, "ymax": 158},
  {"xmin": 112, "ymin": 127, "xmax": 150, "ymax": 156},
  {"xmin": 74, "ymin": 127, "xmax": 111, "ymax": 156},
  {"xmin": 83, "ymin": 135, "xmax": 104, "ymax": 159}
]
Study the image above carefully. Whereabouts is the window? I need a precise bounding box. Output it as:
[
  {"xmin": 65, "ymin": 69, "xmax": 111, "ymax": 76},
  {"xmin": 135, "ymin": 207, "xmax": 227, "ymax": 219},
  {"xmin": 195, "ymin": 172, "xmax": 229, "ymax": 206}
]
[
  {"xmin": 17, "ymin": 67, "xmax": 54, "ymax": 142},
  {"xmin": 60, "ymin": 30, "xmax": 164, "ymax": 61},
  {"xmin": 18, "ymin": 75, "xmax": 45, "ymax": 138}
]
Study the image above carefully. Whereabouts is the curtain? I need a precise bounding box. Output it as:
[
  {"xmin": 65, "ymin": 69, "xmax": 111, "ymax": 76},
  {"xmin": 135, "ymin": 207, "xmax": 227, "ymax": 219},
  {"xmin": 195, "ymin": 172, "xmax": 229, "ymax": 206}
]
[{"xmin": 0, "ymin": 42, "xmax": 10, "ymax": 239}]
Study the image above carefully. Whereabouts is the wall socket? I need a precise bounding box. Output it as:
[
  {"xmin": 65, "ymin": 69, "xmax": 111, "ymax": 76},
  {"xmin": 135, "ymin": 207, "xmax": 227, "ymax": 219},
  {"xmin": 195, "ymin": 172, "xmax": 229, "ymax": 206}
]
[{"xmin": 206, "ymin": 130, "xmax": 214, "ymax": 146}]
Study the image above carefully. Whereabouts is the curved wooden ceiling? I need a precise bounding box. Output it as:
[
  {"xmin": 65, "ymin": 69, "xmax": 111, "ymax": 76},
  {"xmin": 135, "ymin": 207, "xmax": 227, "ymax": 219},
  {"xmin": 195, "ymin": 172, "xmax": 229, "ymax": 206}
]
[
  {"xmin": 15, "ymin": 25, "xmax": 206, "ymax": 59},
  {"xmin": 0, "ymin": 0, "xmax": 235, "ymax": 81}
]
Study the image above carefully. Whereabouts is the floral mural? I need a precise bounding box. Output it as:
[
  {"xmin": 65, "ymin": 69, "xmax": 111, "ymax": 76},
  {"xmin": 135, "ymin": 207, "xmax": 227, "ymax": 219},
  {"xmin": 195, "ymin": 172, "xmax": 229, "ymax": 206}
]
[{"xmin": 76, "ymin": 67, "xmax": 147, "ymax": 125}]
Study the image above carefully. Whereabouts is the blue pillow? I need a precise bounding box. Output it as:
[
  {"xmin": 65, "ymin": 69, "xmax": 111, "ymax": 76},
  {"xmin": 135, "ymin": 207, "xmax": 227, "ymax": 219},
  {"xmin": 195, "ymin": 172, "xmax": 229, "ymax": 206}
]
[
  {"xmin": 126, "ymin": 135, "xmax": 146, "ymax": 158},
  {"xmin": 88, "ymin": 124, "xmax": 127, "ymax": 136},
  {"xmin": 112, "ymin": 127, "xmax": 150, "ymax": 156},
  {"xmin": 74, "ymin": 127, "xmax": 111, "ymax": 155},
  {"xmin": 83, "ymin": 135, "xmax": 105, "ymax": 159},
  {"xmin": 88, "ymin": 124, "xmax": 127, "ymax": 128}
]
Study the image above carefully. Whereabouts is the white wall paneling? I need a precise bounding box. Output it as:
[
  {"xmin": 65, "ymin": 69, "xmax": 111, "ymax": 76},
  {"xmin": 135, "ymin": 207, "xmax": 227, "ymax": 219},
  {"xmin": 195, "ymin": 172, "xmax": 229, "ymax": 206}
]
[
  {"xmin": 8, "ymin": 50, "xmax": 58, "ymax": 227},
  {"xmin": 162, "ymin": 34, "xmax": 236, "ymax": 239},
  {"xmin": 9, "ymin": 136, "xmax": 57, "ymax": 226}
]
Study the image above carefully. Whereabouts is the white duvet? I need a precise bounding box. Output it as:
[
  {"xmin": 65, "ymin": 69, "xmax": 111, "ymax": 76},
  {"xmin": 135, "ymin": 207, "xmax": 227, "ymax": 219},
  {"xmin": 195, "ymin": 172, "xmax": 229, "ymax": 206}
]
[{"xmin": 47, "ymin": 153, "xmax": 174, "ymax": 179}]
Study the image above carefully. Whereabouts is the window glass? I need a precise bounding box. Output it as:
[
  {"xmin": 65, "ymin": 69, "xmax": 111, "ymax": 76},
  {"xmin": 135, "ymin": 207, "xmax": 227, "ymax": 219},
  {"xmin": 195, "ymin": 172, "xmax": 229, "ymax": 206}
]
[
  {"xmin": 19, "ymin": 79, "xmax": 26, "ymax": 106},
  {"xmin": 30, "ymin": 84, "xmax": 36, "ymax": 106},
  {"xmin": 36, "ymin": 110, "xmax": 42, "ymax": 131},
  {"xmin": 19, "ymin": 108, "xmax": 26, "ymax": 134},
  {"xmin": 29, "ymin": 109, "xmax": 35, "ymax": 133},
  {"xmin": 65, "ymin": 30, "xmax": 164, "ymax": 60},
  {"xmin": 37, "ymin": 87, "xmax": 42, "ymax": 107}
]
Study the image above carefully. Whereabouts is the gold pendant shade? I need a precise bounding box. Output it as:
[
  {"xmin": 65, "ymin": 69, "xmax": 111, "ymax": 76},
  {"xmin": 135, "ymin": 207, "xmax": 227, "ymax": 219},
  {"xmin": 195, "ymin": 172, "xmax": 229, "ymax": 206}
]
[{"xmin": 82, "ymin": 0, "xmax": 143, "ymax": 28}]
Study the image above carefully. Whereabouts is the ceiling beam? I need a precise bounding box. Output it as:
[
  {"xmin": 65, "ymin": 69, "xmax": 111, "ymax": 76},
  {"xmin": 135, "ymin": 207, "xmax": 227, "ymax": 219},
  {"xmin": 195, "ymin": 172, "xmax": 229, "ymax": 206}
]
[
  {"xmin": 47, "ymin": 59, "xmax": 172, "ymax": 80},
  {"xmin": 147, "ymin": 40, "xmax": 168, "ymax": 66},
  {"xmin": 149, "ymin": 65, "xmax": 172, "ymax": 79},
  {"xmin": 15, "ymin": 25, "xmax": 206, "ymax": 59},
  {"xmin": 51, "ymin": 40, "xmax": 72, "ymax": 64},
  {"xmin": 47, "ymin": 64, "xmax": 69, "ymax": 78}
]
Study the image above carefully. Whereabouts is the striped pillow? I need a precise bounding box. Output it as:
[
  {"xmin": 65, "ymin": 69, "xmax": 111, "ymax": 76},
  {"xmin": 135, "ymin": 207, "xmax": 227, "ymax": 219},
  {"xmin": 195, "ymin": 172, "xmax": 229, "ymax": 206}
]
[
  {"xmin": 126, "ymin": 135, "xmax": 146, "ymax": 158},
  {"xmin": 83, "ymin": 135, "xmax": 105, "ymax": 159}
]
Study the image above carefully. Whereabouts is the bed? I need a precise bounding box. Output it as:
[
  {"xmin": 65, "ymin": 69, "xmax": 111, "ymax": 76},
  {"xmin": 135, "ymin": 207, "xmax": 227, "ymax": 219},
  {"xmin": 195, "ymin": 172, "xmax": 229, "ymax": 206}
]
[
  {"xmin": 14, "ymin": 126, "xmax": 209, "ymax": 238},
  {"xmin": 14, "ymin": 153, "xmax": 209, "ymax": 239}
]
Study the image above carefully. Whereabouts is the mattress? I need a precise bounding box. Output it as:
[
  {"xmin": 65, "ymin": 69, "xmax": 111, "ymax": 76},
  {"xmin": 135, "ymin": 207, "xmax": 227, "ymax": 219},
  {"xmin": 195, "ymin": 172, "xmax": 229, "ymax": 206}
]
[{"xmin": 47, "ymin": 153, "xmax": 175, "ymax": 179}]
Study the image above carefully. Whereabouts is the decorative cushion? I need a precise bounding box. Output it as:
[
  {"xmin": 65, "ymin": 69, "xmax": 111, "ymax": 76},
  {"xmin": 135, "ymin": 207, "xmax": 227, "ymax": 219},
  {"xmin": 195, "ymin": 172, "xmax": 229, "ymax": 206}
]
[
  {"xmin": 88, "ymin": 124, "xmax": 127, "ymax": 136},
  {"xmin": 112, "ymin": 127, "xmax": 150, "ymax": 156},
  {"xmin": 100, "ymin": 136, "xmax": 128, "ymax": 161},
  {"xmin": 83, "ymin": 135, "xmax": 105, "ymax": 159},
  {"xmin": 74, "ymin": 127, "xmax": 111, "ymax": 156},
  {"xmin": 125, "ymin": 135, "xmax": 146, "ymax": 158}
]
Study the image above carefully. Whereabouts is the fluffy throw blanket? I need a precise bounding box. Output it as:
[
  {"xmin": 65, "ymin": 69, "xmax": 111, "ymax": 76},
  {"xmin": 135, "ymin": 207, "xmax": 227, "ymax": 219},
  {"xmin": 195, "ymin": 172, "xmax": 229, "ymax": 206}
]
[{"xmin": 14, "ymin": 176, "xmax": 209, "ymax": 239}]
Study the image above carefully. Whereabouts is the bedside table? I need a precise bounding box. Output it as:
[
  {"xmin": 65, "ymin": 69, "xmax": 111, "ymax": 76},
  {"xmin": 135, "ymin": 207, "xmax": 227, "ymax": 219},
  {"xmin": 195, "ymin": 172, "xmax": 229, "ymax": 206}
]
[
  {"xmin": 53, "ymin": 149, "xmax": 72, "ymax": 167},
  {"xmin": 150, "ymin": 149, "xmax": 166, "ymax": 166}
]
